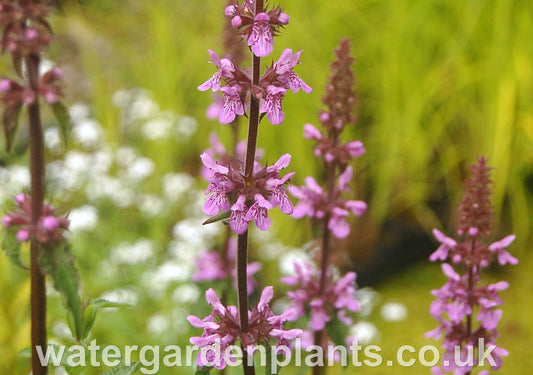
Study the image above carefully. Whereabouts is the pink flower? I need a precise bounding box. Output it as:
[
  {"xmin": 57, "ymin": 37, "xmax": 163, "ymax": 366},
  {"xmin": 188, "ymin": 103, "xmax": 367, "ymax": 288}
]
[
  {"xmin": 259, "ymin": 85, "xmax": 286, "ymax": 125},
  {"xmin": 201, "ymin": 152, "xmax": 294, "ymax": 234},
  {"xmin": 192, "ymin": 238, "xmax": 261, "ymax": 295},
  {"xmin": 488, "ymin": 235, "xmax": 518, "ymax": 265},
  {"xmin": 289, "ymin": 172, "xmax": 366, "ymax": 238},
  {"xmin": 198, "ymin": 50, "xmax": 236, "ymax": 92},
  {"xmin": 430, "ymin": 229, "xmax": 458, "ymax": 261},
  {"xmin": 219, "ymin": 84, "xmax": 245, "ymax": 124},
  {"xmin": 248, "ymin": 13, "xmax": 274, "ymax": 57},
  {"xmin": 282, "ymin": 262, "xmax": 359, "ymax": 333},
  {"xmin": 275, "ymin": 49, "xmax": 312, "ymax": 93}
]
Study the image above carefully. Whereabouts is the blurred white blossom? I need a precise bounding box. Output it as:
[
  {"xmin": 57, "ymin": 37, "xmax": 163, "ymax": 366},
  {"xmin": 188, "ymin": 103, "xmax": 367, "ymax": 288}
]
[
  {"xmin": 349, "ymin": 321, "xmax": 380, "ymax": 346},
  {"xmin": 69, "ymin": 205, "xmax": 98, "ymax": 233},
  {"xmin": 110, "ymin": 239, "xmax": 155, "ymax": 265},
  {"xmin": 381, "ymin": 301, "xmax": 408, "ymax": 322}
]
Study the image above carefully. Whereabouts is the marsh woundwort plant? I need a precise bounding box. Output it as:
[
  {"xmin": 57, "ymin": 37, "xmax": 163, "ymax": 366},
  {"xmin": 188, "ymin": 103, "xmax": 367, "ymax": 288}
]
[
  {"xmin": 191, "ymin": 1, "xmax": 311, "ymax": 373},
  {"xmin": 1, "ymin": 1, "xmax": 85, "ymax": 373},
  {"xmin": 426, "ymin": 157, "xmax": 517, "ymax": 375},
  {"xmin": 285, "ymin": 38, "xmax": 366, "ymax": 375}
]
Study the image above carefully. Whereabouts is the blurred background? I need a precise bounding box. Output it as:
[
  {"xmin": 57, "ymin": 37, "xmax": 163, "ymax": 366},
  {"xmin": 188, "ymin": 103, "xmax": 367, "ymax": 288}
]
[{"xmin": 1, "ymin": 0, "xmax": 532, "ymax": 373}]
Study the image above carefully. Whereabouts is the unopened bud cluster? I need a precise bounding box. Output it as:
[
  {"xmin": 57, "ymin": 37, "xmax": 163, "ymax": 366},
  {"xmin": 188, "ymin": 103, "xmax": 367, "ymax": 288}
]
[{"xmin": 2, "ymin": 194, "xmax": 69, "ymax": 243}]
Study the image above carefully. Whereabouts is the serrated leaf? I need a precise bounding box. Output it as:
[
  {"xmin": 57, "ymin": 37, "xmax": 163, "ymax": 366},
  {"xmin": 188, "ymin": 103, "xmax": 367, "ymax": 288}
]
[
  {"xmin": 1, "ymin": 228, "xmax": 28, "ymax": 269},
  {"xmin": 100, "ymin": 362, "xmax": 141, "ymax": 375},
  {"xmin": 51, "ymin": 101, "xmax": 71, "ymax": 149},
  {"xmin": 82, "ymin": 298, "xmax": 131, "ymax": 340},
  {"xmin": 2, "ymin": 102, "xmax": 23, "ymax": 153},
  {"xmin": 195, "ymin": 366, "xmax": 213, "ymax": 375},
  {"xmin": 202, "ymin": 210, "xmax": 231, "ymax": 225},
  {"xmin": 39, "ymin": 240, "xmax": 83, "ymax": 340}
]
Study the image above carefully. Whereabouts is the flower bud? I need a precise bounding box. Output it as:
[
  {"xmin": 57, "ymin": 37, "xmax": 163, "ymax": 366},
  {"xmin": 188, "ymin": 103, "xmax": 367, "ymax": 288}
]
[
  {"xmin": 2, "ymin": 215, "xmax": 12, "ymax": 227},
  {"xmin": 42, "ymin": 216, "xmax": 60, "ymax": 231},
  {"xmin": 278, "ymin": 13, "xmax": 290, "ymax": 25},
  {"xmin": 17, "ymin": 229, "xmax": 30, "ymax": 242},
  {"xmin": 231, "ymin": 15, "xmax": 242, "ymax": 27}
]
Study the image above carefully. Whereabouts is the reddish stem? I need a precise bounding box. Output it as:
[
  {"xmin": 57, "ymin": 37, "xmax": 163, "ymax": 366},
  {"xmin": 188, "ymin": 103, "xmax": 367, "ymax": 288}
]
[
  {"xmin": 26, "ymin": 53, "xmax": 48, "ymax": 375},
  {"xmin": 236, "ymin": 2, "xmax": 264, "ymax": 374}
]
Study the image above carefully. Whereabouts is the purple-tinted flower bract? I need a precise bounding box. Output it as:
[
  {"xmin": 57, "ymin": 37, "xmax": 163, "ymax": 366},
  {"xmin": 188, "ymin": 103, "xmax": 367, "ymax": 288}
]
[{"xmin": 187, "ymin": 286, "xmax": 302, "ymax": 369}]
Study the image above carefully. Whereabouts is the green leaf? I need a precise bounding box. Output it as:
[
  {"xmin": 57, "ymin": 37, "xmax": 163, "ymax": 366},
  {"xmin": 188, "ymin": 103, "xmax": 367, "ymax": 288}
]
[
  {"xmin": 2, "ymin": 102, "xmax": 23, "ymax": 153},
  {"xmin": 82, "ymin": 298, "xmax": 131, "ymax": 340},
  {"xmin": 19, "ymin": 343, "xmax": 71, "ymax": 368},
  {"xmin": 325, "ymin": 318, "xmax": 349, "ymax": 347},
  {"xmin": 1, "ymin": 229, "xmax": 28, "ymax": 269},
  {"xmin": 18, "ymin": 346, "xmax": 31, "ymax": 358},
  {"xmin": 202, "ymin": 210, "xmax": 231, "ymax": 225},
  {"xmin": 195, "ymin": 366, "xmax": 213, "ymax": 375},
  {"xmin": 39, "ymin": 240, "xmax": 83, "ymax": 340},
  {"xmin": 51, "ymin": 101, "xmax": 71, "ymax": 149},
  {"xmin": 100, "ymin": 362, "xmax": 141, "ymax": 375}
]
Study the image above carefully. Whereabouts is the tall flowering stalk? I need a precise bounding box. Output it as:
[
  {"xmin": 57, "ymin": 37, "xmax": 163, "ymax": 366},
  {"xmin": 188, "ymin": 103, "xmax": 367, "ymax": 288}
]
[
  {"xmin": 427, "ymin": 157, "xmax": 518, "ymax": 374},
  {"xmin": 287, "ymin": 39, "xmax": 366, "ymax": 374},
  {"xmin": 1, "ymin": 2, "xmax": 83, "ymax": 374},
  {"xmin": 194, "ymin": 1, "xmax": 310, "ymax": 373}
]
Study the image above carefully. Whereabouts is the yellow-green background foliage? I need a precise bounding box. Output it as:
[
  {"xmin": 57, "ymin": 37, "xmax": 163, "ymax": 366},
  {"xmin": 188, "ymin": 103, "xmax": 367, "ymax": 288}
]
[{"xmin": 1, "ymin": 0, "xmax": 532, "ymax": 373}]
